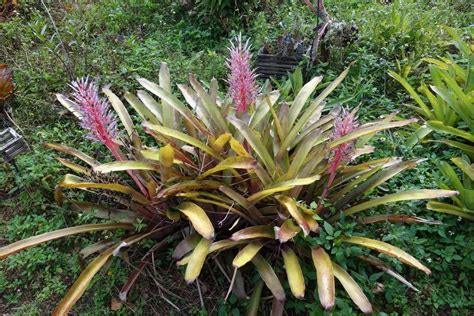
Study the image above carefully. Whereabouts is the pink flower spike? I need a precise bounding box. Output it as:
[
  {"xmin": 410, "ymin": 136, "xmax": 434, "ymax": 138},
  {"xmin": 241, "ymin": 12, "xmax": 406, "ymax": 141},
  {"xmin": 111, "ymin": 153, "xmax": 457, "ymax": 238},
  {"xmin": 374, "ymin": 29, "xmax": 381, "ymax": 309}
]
[
  {"xmin": 318, "ymin": 108, "xmax": 359, "ymax": 207},
  {"xmin": 328, "ymin": 108, "xmax": 358, "ymax": 174},
  {"xmin": 226, "ymin": 34, "xmax": 258, "ymax": 114},
  {"xmin": 69, "ymin": 77, "xmax": 119, "ymax": 147}
]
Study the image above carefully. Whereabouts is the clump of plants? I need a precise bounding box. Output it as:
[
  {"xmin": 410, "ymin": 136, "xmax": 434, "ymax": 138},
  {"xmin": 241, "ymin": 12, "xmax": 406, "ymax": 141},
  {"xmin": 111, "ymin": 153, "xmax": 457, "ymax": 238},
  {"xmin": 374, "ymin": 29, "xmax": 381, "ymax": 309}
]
[
  {"xmin": 389, "ymin": 27, "xmax": 473, "ymax": 153},
  {"xmin": 390, "ymin": 27, "xmax": 473, "ymax": 220},
  {"xmin": 0, "ymin": 36, "xmax": 458, "ymax": 314}
]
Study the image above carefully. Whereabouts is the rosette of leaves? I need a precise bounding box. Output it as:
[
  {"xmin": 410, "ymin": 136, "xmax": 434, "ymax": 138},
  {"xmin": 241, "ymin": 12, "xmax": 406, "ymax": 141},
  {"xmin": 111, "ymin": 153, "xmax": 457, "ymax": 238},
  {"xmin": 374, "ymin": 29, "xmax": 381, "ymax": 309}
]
[
  {"xmin": 0, "ymin": 63, "xmax": 458, "ymax": 314},
  {"xmin": 389, "ymin": 27, "xmax": 473, "ymax": 156}
]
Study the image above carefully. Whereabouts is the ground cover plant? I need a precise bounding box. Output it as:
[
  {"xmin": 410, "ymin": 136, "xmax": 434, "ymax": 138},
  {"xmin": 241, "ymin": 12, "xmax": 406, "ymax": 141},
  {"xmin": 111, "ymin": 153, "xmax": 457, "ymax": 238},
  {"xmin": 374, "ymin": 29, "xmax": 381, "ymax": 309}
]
[{"xmin": 1, "ymin": 0, "xmax": 473, "ymax": 314}]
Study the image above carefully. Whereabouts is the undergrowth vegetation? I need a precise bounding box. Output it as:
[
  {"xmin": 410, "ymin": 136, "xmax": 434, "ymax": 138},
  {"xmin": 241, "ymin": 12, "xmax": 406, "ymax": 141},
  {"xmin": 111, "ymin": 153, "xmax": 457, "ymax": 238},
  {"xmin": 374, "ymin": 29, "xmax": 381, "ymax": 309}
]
[{"xmin": 1, "ymin": 0, "xmax": 473, "ymax": 314}]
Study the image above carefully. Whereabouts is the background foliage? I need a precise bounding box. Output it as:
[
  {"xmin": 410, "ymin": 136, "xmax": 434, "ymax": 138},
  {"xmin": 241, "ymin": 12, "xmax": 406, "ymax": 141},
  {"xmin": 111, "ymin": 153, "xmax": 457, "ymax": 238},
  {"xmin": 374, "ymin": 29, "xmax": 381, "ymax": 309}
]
[{"xmin": 1, "ymin": 0, "xmax": 473, "ymax": 314}]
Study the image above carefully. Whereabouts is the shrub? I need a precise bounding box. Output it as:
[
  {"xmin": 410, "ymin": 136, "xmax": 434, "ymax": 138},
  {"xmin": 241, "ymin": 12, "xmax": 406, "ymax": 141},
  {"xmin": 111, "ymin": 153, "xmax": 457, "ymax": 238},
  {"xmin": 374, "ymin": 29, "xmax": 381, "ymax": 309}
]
[{"xmin": 0, "ymin": 37, "xmax": 457, "ymax": 314}]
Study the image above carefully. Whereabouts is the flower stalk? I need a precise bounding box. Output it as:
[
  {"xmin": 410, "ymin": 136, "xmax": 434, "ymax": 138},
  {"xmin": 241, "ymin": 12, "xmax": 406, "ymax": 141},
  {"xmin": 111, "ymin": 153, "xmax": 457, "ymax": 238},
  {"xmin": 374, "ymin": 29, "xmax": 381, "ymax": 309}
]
[
  {"xmin": 226, "ymin": 34, "xmax": 258, "ymax": 114},
  {"xmin": 69, "ymin": 78, "xmax": 149, "ymax": 197}
]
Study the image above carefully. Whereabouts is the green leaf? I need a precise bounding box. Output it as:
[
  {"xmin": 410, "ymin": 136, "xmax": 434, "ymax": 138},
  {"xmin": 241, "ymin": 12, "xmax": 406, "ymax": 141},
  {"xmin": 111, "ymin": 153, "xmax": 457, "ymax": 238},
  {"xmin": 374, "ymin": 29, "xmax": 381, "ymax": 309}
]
[
  {"xmin": 137, "ymin": 77, "xmax": 209, "ymax": 135},
  {"xmin": 189, "ymin": 74, "xmax": 229, "ymax": 133},
  {"xmin": 247, "ymin": 280, "xmax": 264, "ymax": 316},
  {"xmin": 159, "ymin": 62, "xmax": 175, "ymax": 129},
  {"xmin": 288, "ymin": 75, "xmax": 323, "ymax": 127},
  {"xmin": 451, "ymin": 157, "xmax": 474, "ymax": 181},
  {"xmin": 330, "ymin": 119, "xmax": 417, "ymax": 148},
  {"xmin": 277, "ymin": 66, "xmax": 351, "ymax": 158},
  {"xmin": 388, "ymin": 70, "xmax": 433, "ymax": 119},
  {"xmin": 427, "ymin": 202, "xmax": 474, "ymax": 220},
  {"xmin": 427, "ymin": 121, "xmax": 474, "ymax": 143},
  {"xmin": 124, "ymin": 91, "xmax": 160, "ymax": 125}
]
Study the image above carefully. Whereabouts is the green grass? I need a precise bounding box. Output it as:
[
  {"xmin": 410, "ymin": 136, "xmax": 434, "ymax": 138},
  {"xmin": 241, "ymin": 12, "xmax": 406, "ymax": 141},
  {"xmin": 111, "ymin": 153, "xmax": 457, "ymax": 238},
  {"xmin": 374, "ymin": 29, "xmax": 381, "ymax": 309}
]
[{"xmin": 1, "ymin": 0, "xmax": 473, "ymax": 314}]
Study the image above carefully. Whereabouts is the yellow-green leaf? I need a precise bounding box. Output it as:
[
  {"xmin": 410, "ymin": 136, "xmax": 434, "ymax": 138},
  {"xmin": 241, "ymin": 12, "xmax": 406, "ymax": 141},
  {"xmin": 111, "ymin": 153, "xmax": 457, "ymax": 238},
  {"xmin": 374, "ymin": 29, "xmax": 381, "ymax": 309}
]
[
  {"xmin": 124, "ymin": 91, "xmax": 160, "ymax": 125},
  {"xmin": 288, "ymin": 75, "xmax": 323, "ymax": 127},
  {"xmin": 332, "ymin": 262, "xmax": 372, "ymax": 314},
  {"xmin": 275, "ymin": 219, "xmax": 301, "ymax": 243},
  {"xmin": 282, "ymin": 246, "xmax": 305, "ymax": 299},
  {"xmin": 311, "ymin": 247, "xmax": 335, "ymax": 310},
  {"xmin": 57, "ymin": 158, "xmax": 90, "ymax": 175},
  {"xmin": 59, "ymin": 174, "xmax": 149, "ymax": 204},
  {"xmin": 103, "ymin": 86, "xmax": 135, "ymax": 139},
  {"xmin": 332, "ymin": 189, "xmax": 459, "ymax": 221},
  {"xmin": 330, "ymin": 119, "xmax": 417, "ymax": 148},
  {"xmin": 427, "ymin": 202, "xmax": 474, "ymax": 220},
  {"xmin": 231, "ymin": 226, "xmax": 275, "ymax": 241},
  {"xmin": 140, "ymin": 148, "xmax": 183, "ymax": 164},
  {"xmin": 143, "ymin": 122, "xmax": 222, "ymax": 160},
  {"xmin": 198, "ymin": 157, "xmax": 257, "ymax": 179},
  {"xmin": 0, "ymin": 223, "xmax": 133, "ymax": 259},
  {"xmin": 211, "ymin": 133, "xmax": 232, "ymax": 152},
  {"xmin": 277, "ymin": 196, "xmax": 314, "ymax": 236},
  {"xmin": 228, "ymin": 116, "xmax": 276, "ymax": 172},
  {"xmin": 251, "ymin": 254, "xmax": 286, "ymax": 302},
  {"xmin": 341, "ymin": 236, "xmax": 431, "ymax": 274},
  {"xmin": 177, "ymin": 202, "xmax": 214, "ymax": 240},
  {"xmin": 53, "ymin": 235, "xmax": 139, "ymax": 315},
  {"xmin": 185, "ymin": 237, "xmax": 211, "ymax": 283},
  {"xmin": 230, "ymin": 137, "xmax": 251, "ymax": 157},
  {"xmin": 93, "ymin": 161, "xmax": 159, "ymax": 173},
  {"xmin": 248, "ymin": 174, "xmax": 321, "ymax": 203},
  {"xmin": 46, "ymin": 143, "xmax": 99, "ymax": 167},
  {"xmin": 159, "ymin": 144, "xmax": 175, "ymax": 168},
  {"xmin": 232, "ymin": 241, "xmax": 264, "ymax": 268},
  {"xmin": 172, "ymin": 231, "xmax": 201, "ymax": 255}
]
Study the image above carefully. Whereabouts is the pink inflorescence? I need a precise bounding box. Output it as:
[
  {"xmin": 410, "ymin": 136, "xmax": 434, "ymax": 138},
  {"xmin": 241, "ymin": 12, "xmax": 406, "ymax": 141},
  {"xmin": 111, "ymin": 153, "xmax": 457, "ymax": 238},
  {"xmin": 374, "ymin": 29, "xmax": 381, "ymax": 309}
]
[
  {"xmin": 328, "ymin": 109, "xmax": 358, "ymax": 174},
  {"xmin": 226, "ymin": 34, "xmax": 258, "ymax": 114},
  {"xmin": 70, "ymin": 78, "xmax": 118, "ymax": 146}
]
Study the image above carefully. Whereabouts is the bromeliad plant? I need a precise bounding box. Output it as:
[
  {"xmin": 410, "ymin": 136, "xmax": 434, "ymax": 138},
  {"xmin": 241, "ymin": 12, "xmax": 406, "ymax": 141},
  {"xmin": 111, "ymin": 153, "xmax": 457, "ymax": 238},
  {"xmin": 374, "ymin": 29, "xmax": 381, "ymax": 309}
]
[
  {"xmin": 427, "ymin": 157, "xmax": 474, "ymax": 220},
  {"xmin": 389, "ymin": 27, "xmax": 474, "ymax": 154},
  {"xmin": 0, "ymin": 37, "xmax": 458, "ymax": 314}
]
